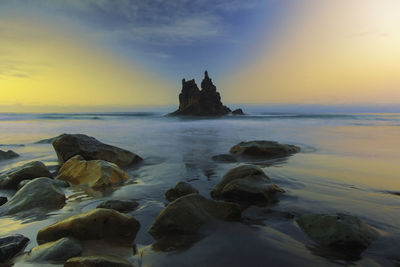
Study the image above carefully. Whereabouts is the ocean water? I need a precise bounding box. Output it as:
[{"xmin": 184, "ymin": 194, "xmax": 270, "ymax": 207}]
[{"xmin": 0, "ymin": 111, "xmax": 399, "ymax": 266}]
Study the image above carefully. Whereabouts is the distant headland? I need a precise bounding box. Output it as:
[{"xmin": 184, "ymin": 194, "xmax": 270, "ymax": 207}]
[{"xmin": 169, "ymin": 71, "xmax": 244, "ymax": 116}]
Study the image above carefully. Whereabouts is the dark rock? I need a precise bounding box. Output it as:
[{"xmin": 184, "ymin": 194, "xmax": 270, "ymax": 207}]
[
  {"xmin": 0, "ymin": 161, "xmax": 52, "ymax": 189},
  {"xmin": 296, "ymin": 213, "xmax": 379, "ymax": 260},
  {"xmin": 1, "ymin": 177, "xmax": 65, "ymax": 215},
  {"xmin": 0, "ymin": 150, "xmax": 19, "ymax": 161},
  {"xmin": 211, "ymin": 154, "xmax": 237, "ymax": 163},
  {"xmin": 64, "ymin": 255, "xmax": 132, "ymax": 267},
  {"xmin": 52, "ymin": 134, "xmax": 142, "ymax": 167},
  {"xmin": 169, "ymin": 71, "xmax": 232, "ymax": 116},
  {"xmin": 0, "ymin": 197, "xmax": 7, "ymax": 206},
  {"xmin": 35, "ymin": 135, "xmax": 61, "ymax": 144},
  {"xmin": 149, "ymin": 194, "xmax": 241, "ymax": 243},
  {"xmin": 0, "ymin": 234, "xmax": 29, "ymax": 262},
  {"xmin": 96, "ymin": 199, "xmax": 139, "ymax": 213},
  {"xmin": 232, "ymin": 108, "xmax": 245, "ymax": 115},
  {"xmin": 25, "ymin": 237, "xmax": 82, "ymax": 263},
  {"xmin": 230, "ymin": 140, "xmax": 300, "ymax": 159},
  {"xmin": 56, "ymin": 155, "xmax": 129, "ymax": 188},
  {"xmin": 37, "ymin": 208, "xmax": 140, "ymax": 246},
  {"xmin": 211, "ymin": 165, "xmax": 284, "ymax": 205},
  {"xmin": 164, "ymin": 182, "xmax": 199, "ymax": 202}
]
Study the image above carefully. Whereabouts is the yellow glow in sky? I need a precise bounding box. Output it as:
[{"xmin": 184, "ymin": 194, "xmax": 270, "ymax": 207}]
[
  {"xmin": 0, "ymin": 17, "xmax": 174, "ymax": 112},
  {"xmin": 223, "ymin": 0, "xmax": 400, "ymax": 105}
]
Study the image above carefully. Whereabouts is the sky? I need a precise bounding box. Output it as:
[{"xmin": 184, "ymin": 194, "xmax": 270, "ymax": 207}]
[{"xmin": 0, "ymin": 0, "xmax": 400, "ymax": 111}]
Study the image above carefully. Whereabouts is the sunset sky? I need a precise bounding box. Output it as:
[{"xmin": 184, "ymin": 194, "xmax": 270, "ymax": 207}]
[{"xmin": 1, "ymin": 0, "xmax": 400, "ymax": 111}]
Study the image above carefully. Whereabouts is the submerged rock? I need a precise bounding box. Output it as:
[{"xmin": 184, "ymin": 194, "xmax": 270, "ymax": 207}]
[
  {"xmin": 37, "ymin": 208, "xmax": 140, "ymax": 246},
  {"xmin": 211, "ymin": 165, "xmax": 284, "ymax": 205},
  {"xmin": 64, "ymin": 255, "xmax": 132, "ymax": 267},
  {"xmin": 164, "ymin": 181, "xmax": 199, "ymax": 202},
  {"xmin": 0, "ymin": 196, "xmax": 7, "ymax": 206},
  {"xmin": 149, "ymin": 194, "xmax": 241, "ymax": 243},
  {"xmin": 1, "ymin": 177, "xmax": 65, "ymax": 215},
  {"xmin": 230, "ymin": 140, "xmax": 300, "ymax": 159},
  {"xmin": 0, "ymin": 150, "xmax": 19, "ymax": 161},
  {"xmin": 96, "ymin": 199, "xmax": 139, "ymax": 213},
  {"xmin": 25, "ymin": 237, "xmax": 82, "ymax": 263},
  {"xmin": 169, "ymin": 71, "xmax": 239, "ymax": 116},
  {"xmin": 56, "ymin": 155, "xmax": 129, "ymax": 188},
  {"xmin": 0, "ymin": 161, "xmax": 52, "ymax": 189},
  {"xmin": 52, "ymin": 133, "xmax": 142, "ymax": 167},
  {"xmin": 232, "ymin": 108, "xmax": 245, "ymax": 115},
  {"xmin": 296, "ymin": 213, "xmax": 379, "ymax": 259},
  {"xmin": 0, "ymin": 234, "xmax": 29, "ymax": 262}
]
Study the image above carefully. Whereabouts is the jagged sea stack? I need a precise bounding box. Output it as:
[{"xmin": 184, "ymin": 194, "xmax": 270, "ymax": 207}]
[{"xmin": 169, "ymin": 71, "xmax": 233, "ymax": 116}]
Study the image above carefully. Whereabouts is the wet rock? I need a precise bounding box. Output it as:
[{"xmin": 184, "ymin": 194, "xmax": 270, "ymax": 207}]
[
  {"xmin": 25, "ymin": 237, "xmax": 82, "ymax": 263},
  {"xmin": 164, "ymin": 182, "xmax": 199, "ymax": 202},
  {"xmin": 1, "ymin": 177, "xmax": 65, "ymax": 215},
  {"xmin": 64, "ymin": 255, "xmax": 132, "ymax": 267},
  {"xmin": 37, "ymin": 208, "xmax": 140, "ymax": 246},
  {"xmin": 169, "ymin": 71, "xmax": 232, "ymax": 116},
  {"xmin": 211, "ymin": 165, "xmax": 284, "ymax": 205},
  {"xmin": 0, "ymin": 161, "xmax": 52, "ymax": 189},
  {"xmin": 296, "ymin": 213, "xmax": 379, "ymax": 259},
  {"xmin": 56, "ymin": 155, "xmax": 129, "ymax": 188},
  {"xmin": 52, "ymin": 133, "xmax": 142, "ymax": 167},
  {"xmin": 0, "ymin": 197, "xmax": 7, "ymax": 206},
  {"xmin": 53, "ymin": 179, "xmax": 70, "ymax": 188},
  {"xmin": 232, "ymin": 108, "xmax": 245, "ymax": 115},
  {"xmin": 149, "ymin": 194, "xmax": 241, "ymax": 242},
  {"xmin": 230, "ymin": 140, "xmax": 300, "ymax": 159},
  {"xmin": 211, "ymin": 154, "xmax": 237, "ymax": 163},
  {"xmin": 96, "ymin": 199, "xmax": 139, "ymax": 213},
  {"xmin": 0, "ymin": 234, "xmax": 29, "ymax": 262},
  {"xmin": 0, "ymin": 150, "xmax": 19, "ymax": 161}
]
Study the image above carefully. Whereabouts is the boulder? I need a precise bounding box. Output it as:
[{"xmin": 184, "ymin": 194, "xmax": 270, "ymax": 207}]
[
  {"xmin": 35, "ymin": 135, "xmax": 61, "ymax": 144},
  {"xmin": 56, "ymin": 155, "xmax": 129, "ymax": 188},
  {"xmin": 211, "ymin": 165, "xmax": 284, "ymax": 204},
  {"xmin": 232, "ymin": 108, "xmax": 245, "ymax": 115},
  {"xmin": 96, "ymin": 199, "xmax": 139, "ymax": 213},
  {"xmin": 52, "ymin": 133, "xmax": 142, "ymax": 167},
  {"xmin": 211, "ymin": 154, "xmax": 237, "ymax": 163},
  {"xmin": 0, "ymin": 161, "xmax": 52, "ymax": 189},
  {"xmin": 1, "ymin": 177, "xmax": 65, "ymax": 215},
  {"xmin": 164, "ymin": 182, "xmax": 199, "ymax": 202},
  {"xmin": 0, "ymin": 234, "xmax": 29, "ymax": 262},
  {"xmin": 0, "ymin": 197, "xmax": 7, "ymax": 206},
  {"xmin": 37, "ymin": 208, "xmax": 140, "ymax": 246},
  {"xmin": 0, "ymin": 150, "xmax": 19, "ymax": 161},
  {"xmin": 296, "ymin": 213, "xmax": 379, "ymax": 258},
  {"xmin": 230, "ymin": 140, "xmax": 300, "ymax": 159},
  {"xmin": 169, "ymin": 71, "xmax": 233, "ymax": 116},
  {"xmin": 17, "ymin": 179, "xmax": 30, "ymax": 190},
  {"xmin": 25, "ymin": 237, "xmax": 82, "ymax": 263},
  {"xmin": 64, "ymin": 255, "xmax": 132, "ymax": 267},
  {"xmin": 149, "ymin": 194, "xmax": 241, "ymax": 240}
]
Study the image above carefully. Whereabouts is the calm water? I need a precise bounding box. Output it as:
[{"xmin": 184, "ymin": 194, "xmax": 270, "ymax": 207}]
[{"xmin": 0, "ymin": 112, "xmax": 399, "ymax": 266}]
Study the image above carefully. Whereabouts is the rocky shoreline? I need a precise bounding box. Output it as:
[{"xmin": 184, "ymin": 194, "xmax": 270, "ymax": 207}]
[{"xmin": 0, "ymin": 133, "xmax": 386, "ymax": 266}]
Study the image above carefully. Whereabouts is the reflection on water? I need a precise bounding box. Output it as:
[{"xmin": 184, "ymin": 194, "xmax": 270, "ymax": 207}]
[{"xmin": 0, "ymin": 112, "xmax": 399, "ymax": 266}]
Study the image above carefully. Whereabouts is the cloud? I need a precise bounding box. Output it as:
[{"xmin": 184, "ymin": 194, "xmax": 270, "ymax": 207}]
[{"xmin": 4, "ymin": 0, "xmax": 262, "ymax": 45}]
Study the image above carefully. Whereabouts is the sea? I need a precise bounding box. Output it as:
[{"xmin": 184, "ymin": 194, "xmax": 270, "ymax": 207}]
[{"xmin": 0, "ymin": 110, "xmax": 399, "ymax": 266}]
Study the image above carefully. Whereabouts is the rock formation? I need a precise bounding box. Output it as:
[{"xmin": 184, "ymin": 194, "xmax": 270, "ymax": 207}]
[{"xmin": 169, "ymin": 71, "xmax": 242, "ymax": 116}]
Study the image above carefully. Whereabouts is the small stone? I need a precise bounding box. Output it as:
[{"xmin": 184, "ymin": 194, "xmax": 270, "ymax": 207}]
[
  {"xmin": 0, "ymin": 161, "xmax": 52, "ymax": 189},
  {"xmin": 25, "ymin": 237, "xmax": 82, "ymax": 263},
  {"xmin": 232, "ymin": 108, "xmax": 245, "ymax": 115},
  {"xmin": 164, "ymin": 182, "xmax": 199, "ymax": 202},
  {"xmin": 0, "ymin": 234, "xmax": 29, "ymax": 262},
  {"xmin": 0, "ymin": 150, "xmax": 19, "ymax": 161},
  {"xmin": 37, "ymin": 208, "xmax": 140, "ymax": 246},
  {"xmin": 96, "ymin": 200, "xmax": 139, "ymax": 213},
  {"xmin": 230, "ymin": 140, "xmax": 300, "ymax": 159}
]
